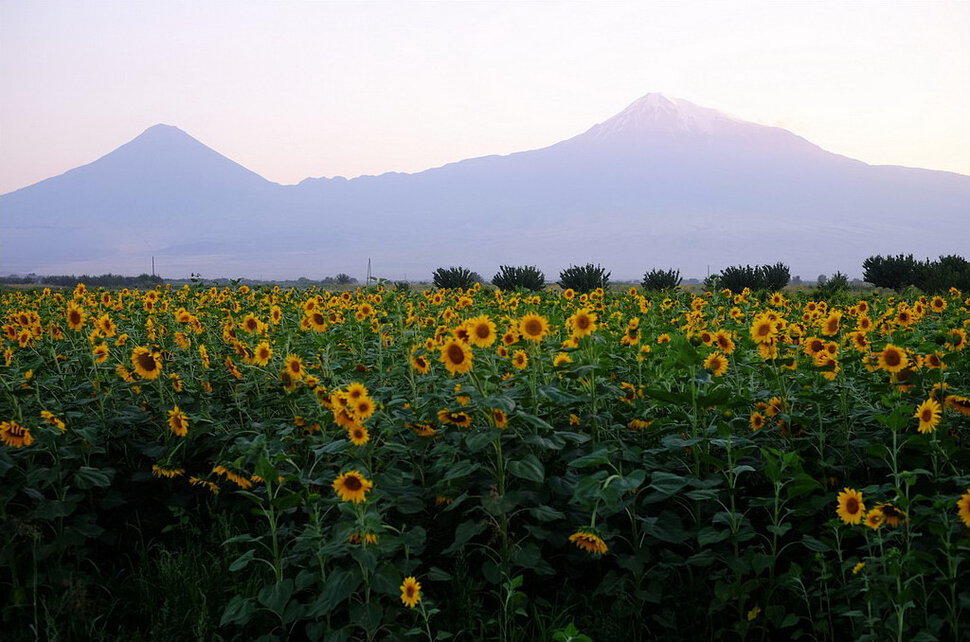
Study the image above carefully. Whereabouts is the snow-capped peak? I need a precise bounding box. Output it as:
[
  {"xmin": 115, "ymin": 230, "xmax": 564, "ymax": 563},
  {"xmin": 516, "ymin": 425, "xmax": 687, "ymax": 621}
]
[{"xmin": 583, "ymin": 92, "xmax": 749, "ymax": 140}]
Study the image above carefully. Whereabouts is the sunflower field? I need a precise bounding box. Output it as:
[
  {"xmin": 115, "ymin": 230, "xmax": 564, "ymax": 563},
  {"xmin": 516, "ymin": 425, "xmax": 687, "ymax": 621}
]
[{"xmin": 2, "ymin": 282, "xmax": 969, "ymax": 641}]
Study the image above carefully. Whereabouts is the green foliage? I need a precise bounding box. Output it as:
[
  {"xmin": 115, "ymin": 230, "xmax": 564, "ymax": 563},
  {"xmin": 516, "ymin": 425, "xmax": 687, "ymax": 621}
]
[
  {"xmin": 492, "ymin": 265, "xmax": 546, "ymax": 291},
  {"xmin": 558, "ymin": 263, "xmax": 610, "ymax": 293},
  {"xmin": 641, "ymin": 268, "xmax": 682, "ymax": 291},
  {"xmin": 760, "ymin": 262, "xmax": 791, "ymax": 291},
  {"xmin": 716, "ymin": 263, "xmax": 790, "ymax": 292},
  {"xmin": 912, "ymin": 255, "xmax": 970, "ymax": 294},
  {"xmin": 815, "ymin": 271, "xmax": 849, "ymax": 298},
  {"xmin": 862, "ymin": 254, "xmax": 916, "ymax": 290},
  {"xmin": 433, "ymin": 266, "xmax": 477, "ymax": 289}
]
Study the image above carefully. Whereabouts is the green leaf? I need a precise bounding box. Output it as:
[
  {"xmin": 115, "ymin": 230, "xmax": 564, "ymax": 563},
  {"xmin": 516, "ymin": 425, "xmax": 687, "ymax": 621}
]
[
  {"xmin": 229, "ymin": 549, "xmax": 256, "ymax": 572},
  {"xmin": 529, "ymin": 505, "xmax": 565, "ymax": 521},
  {"xmin": 220, "ymin": 595, "xmax": 255, "ymax": 626},
  {"xmin": 73, "ymin": 466, "xmax": 113, "ymax": 489},
  {"xmin": 508, "ymin": 455, "xmax": 545, "ymax": 483},
  {"xmin": 257, "ymin": 579, "xmax": 293, "ymax": 613},
  {"xmin": 697, "ymin": 526, "xmax": 730, "ymax": 546},
  {"xmin": 442, "ymin": 520, "xmax": 486, "ymax": 555},
  {"xmin": 649, "ymin": 471, "xmax": 689, "ymax": 497},
  {"xmin": 569, "ymin": 448, "xmax": 613, "ymax": 468}
]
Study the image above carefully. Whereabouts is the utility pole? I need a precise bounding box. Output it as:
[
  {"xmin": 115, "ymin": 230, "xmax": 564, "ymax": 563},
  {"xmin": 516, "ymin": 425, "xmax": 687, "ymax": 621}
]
[{"xmin": 152, "ymin": 256, "xmax": 155, "ymax": 277}]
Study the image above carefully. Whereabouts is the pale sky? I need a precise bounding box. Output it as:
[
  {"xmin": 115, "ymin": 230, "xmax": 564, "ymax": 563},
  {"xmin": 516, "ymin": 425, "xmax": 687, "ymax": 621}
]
[{"xmin": 1, "ymin": 0, "xmax": 968, "ymax": 194}]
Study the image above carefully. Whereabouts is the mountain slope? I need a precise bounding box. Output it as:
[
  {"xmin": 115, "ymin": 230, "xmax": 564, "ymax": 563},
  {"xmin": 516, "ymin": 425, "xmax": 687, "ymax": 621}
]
[{"xmin": 2, "ymin": 95, "xmax": 968, "ymax": 279}]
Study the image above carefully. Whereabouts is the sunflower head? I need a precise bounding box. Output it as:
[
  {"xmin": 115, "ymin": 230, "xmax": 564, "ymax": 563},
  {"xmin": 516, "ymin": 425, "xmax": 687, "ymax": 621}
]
[{"xmin": 332, "ymin": 470, "xmax": 374, "ymax": 503}]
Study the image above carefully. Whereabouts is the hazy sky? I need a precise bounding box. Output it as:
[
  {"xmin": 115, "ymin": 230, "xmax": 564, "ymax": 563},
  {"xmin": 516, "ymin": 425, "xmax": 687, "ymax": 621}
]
[{"xmin": 2, "ymin": 0, "xmax": 968, "ymax": 194}]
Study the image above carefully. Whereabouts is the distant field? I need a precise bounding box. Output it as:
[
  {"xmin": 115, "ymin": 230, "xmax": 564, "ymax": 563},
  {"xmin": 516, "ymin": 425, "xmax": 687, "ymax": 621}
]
[{"xmin": 2, "ymin": 282, "xmax": 968, "ymax": 641}]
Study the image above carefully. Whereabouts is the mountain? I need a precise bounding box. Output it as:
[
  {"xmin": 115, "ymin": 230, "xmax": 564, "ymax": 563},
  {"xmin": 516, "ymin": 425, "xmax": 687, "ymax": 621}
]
[{"xmin": 3, "ymin": 94, "xmax": 969, "ymax": 280}]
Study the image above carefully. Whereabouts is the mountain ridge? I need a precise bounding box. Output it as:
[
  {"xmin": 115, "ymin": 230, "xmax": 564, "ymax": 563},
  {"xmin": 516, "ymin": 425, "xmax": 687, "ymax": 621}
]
[{"xmin": 2, "ymin": 93, "xmax": 968, "ymax": 279}]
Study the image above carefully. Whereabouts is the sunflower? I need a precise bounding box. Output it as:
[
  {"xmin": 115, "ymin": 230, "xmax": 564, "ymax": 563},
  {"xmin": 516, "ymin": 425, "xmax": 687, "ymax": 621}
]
[
  {"xmin": 512, "ymin": 349, "xmax": 529, "ymax": 370},
  {"xmin": 703, "ymin": 352, "xmax": 728, "ymax": 377},
  {"xmin": 410, "ymin": 353, "xmax": 431, "ymax": 374},
  {"xmin": 437, "ymin": 409, "xmax": 472, "ymax": 427},
  {"xmin": 332, "ymin": 470, "xmax": 373, "ymax": 503},
  {"xmin": 519, "ymin": 313, "xmax": 550, "ymax": 343},
  {"xmin": 568, "ymin": 308, "xmax": 597, "ymax": 339},
  {"xmin": 944, "ymin": 394, "xmax": 970, "ymax": 417},
  {"xmin": 66, "ymin": 303, "xmax": 86, "ymax": 331},
  {"xmin": 877, "ymin": 344, "xmax": 908, "ymax": 373},
  {"xmin": 553, "ymin": 352, "xmax": 572, "ymax": 367},
  {"xmin": 821, "ymin": 311, "xmax": 842, "ymax": 336},
  {"xmin": 92, "ymin": 343, "xmax": 109, "ymax": 364},
  {"xmin": 836, "ymin": 488, "xmax": 865, "ymax": 525},
  {"xmin": 874, "ymin": 502, "xmax": 907, "ymax": 527},
  {"xmin": 40, "ymin": 410, "xmax": 66, "ymax": 431},
  {"xmin": 439, "ymin": 339, "xmax": 474, "ymax": 376},
  {"xmin": 491, "ymin": 408, "xmax": 509, "ymax": 428},
  {"xmin": 0, "ymin": 420, "xmax": 34, "ymax": 448},
  {"xmin": 914, "ymin": 398, "xmax": 942, "ymax": 434},
  {"xmin": 351, "ymin": 395, "xmax": 376, "ymax": 422},
  {"xmin": 347, "ymin": 424, "xmax": 370, "ymax": 446},
  {"xmin": 957, "ymin": 490, "xmax": 970, "ymax": 528},
  {"xmin": 167, "ymin": 406, "xmax": 189, "ymax": 437},
  {"xmin": 400, "ymin": 576, "xmax": 422, "ymax": 608},
  {"xmin": 749, "ymin": 315, "xmax": 778, "ymax": 345},
  {"xmin": 305, "ymin": 310, "xmax": 328, "ymax": 332},
  {"xmin": 945, "ymin": 328, "xmax": 967, "ymax": 351},
  {"xmin": 284, "ymin": 354, "xmax": 305, "ymax": 380},
  {"xmin": 864, "ymin": 509, "xmax": 884, "ymax": 530},
  {"xmin": 749, "ymin": 411, "xmax": 765, "ymax": 432},
  {"xmin": 131, "ymin": 346, "xmax": 163, "ymax": 380},
  {"xmin": 568, "ymin": 530, "xmax": 608, "ymax": 555},
  {"xmin": 465, "ymin": 315, "xmax": 497, "ymax": 348},
  {"xmin": 152, "ymin": 464, "xmax": 185, "ymax": 479},
  {"xmin": 251, "ymin": 341, "xmax": 273, "ymax": 367},
  {"xmin": 714, "ymin": 330, "xmax": 735, "ymax": 354}
]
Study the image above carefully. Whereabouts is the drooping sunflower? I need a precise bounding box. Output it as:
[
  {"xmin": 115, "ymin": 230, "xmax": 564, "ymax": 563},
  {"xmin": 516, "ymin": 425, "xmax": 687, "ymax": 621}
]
[
  {"xmin": 131, "ymin": 346, "xmax": 163, "ymax": 380},
  {"xmin": 410, "ymin": 353, "xmax": 431, "ymax": 374},
  {"xmin": 877, "ymin": 344, "xmax": 908, "ymax": 373},
  {"xmin": 437, "ymin": 408, "xmax": 472, "ymax": 427},
  {"xmin": 92, "ymin": 342, "xmax": 110, "ymax": 364},
  {"xmin": 167, "ymin": 406, "xmax": 189, "ymax": 437},
  {"xmin": 703, "ymin": 352, "xmax": 729, "ymax": 377},
  {"xmin": 957, "ymin": 490, "xmax": 970, "ymax": 528},
  {"xmin": 836, "ymin": 488, "xmax": 866, "ymax": 525},
  {"xmin": 874, "ymin": 502, "xmax": 907, "ymax": 527},
  {"xmin": 439, "ymin": 339, "xmax": 474, "ymax": 376},
  {"xmin": 465, "ymin": 315, "xmax": 497, "ymax": 348},
  {"xmin": 914, "ymin": 398, "xmax": 942, "ymax": 434},
  {"xmin": 332, "ymin": 470, "xmax": 374, "ymax": 503},
  {"xmin": 399, "ymin": 576, "xmax": 422, "ymax": 608},
  {"xmin": 0, "ymin": 420, "xmax": 34, "ymax": 448},
  {"xmin": 568, "ymin": 308, "xmax": 597, "ymax": 339},
  {"xmin": 944, "ymin": 394, "xmax": 970, "ymax": 417},
  {"xmin": 568, "ymin": 530, "xmax": 608, "ymax": 555},
  {"xmin": 519, "ymin": 313, "xmax": 550, "ymax": 343}
]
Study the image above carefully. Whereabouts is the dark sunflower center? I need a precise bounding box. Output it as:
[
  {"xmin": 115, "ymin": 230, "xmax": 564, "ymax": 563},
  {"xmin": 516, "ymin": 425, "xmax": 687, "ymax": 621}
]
[
  {"xmin": 69, "ymin": 311, "xmax": 81, "ymax": 324},
  {"xmin": 524, "ymin": 319, "xmax": 542, "ymax": 336},
  {"xmin": 137, "ymin": 352, "xmax": 157, "ymax": 371},
  {"xmin": 475, "ymin": 324, "xmax": 490, "ymax": 338},
  {"xmin": 344, "ymin": 475, "xmax": 362, "ymax": 491},
  {"xmin": 884, "ymin": 351, "xmax": 901, "ymax": 366},
  {"xmin": 447, "ymin": 344, "xmax": 465, "ymax": 364},
  {"xmin": 846, "ymin": 498, "xmax": 859, "ymax": 514},
  {"xmin": 921, "ymin": 409, "xmax": 933, "ymax": 422}
]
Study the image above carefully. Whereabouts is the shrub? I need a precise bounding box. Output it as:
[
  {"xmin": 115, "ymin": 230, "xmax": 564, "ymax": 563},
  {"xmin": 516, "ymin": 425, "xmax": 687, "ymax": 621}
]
[
  {"xmin": 760, "ymin": 262, "xmax": 791, "ymax": 291},
  {"xmin": 862, "ymin": 254, "xmax": 916, "ymax": 291},
  {"xmin": 816, "ymin": 271, "xmax": 849, "ymax": 298},
  {"xmin": 432, "ymin": 266, "xmax": 477, "ymax": 290},
  {"xmin": 717, "ymin": 265, "xmax": 762, "ymax": 293},
  {"xmin": 715, "ymin": 263, "xmax": 790, "ymax": 293},
  {"xmin": 558, "ymin": 264, "xmax": 610, "ymax": 293},
  {"xmin": 911, "ymin": 255, "xmax": 970, "ymax": 294},
  {"xmin": 492, "ymin": 265, "xmax": 546, "ymax": 291},
  {"xmin": 641, "ymin": 268, "xmax": 682, "ymax": 291}
]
